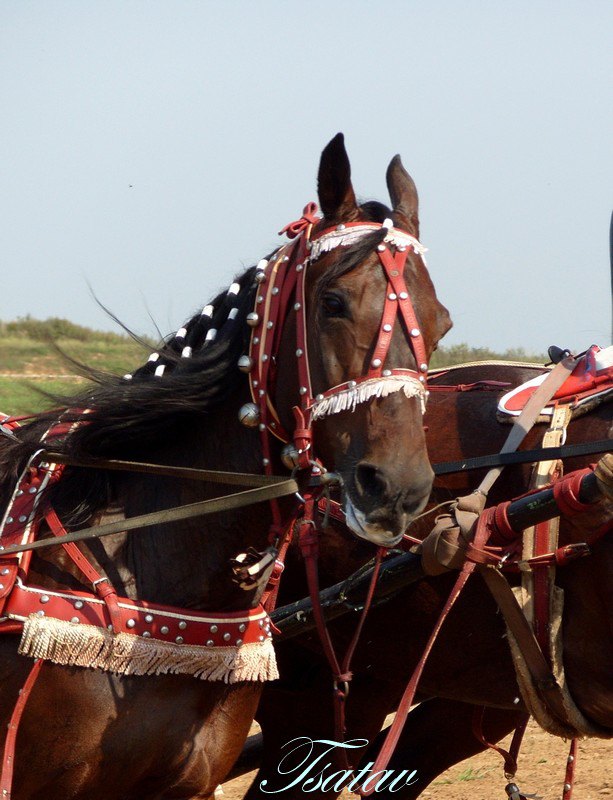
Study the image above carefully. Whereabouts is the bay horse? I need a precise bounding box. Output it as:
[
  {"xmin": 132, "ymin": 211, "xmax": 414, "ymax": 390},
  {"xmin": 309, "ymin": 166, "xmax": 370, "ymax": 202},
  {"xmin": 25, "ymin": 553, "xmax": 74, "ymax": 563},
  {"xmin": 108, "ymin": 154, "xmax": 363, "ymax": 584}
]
[
  {"xmin": 244, "ymin": 362, "xmax": 612, "ymax": 799},
  {"xmin": 0, "ymin": 133, "xmax": 451, "ymax": 799}
]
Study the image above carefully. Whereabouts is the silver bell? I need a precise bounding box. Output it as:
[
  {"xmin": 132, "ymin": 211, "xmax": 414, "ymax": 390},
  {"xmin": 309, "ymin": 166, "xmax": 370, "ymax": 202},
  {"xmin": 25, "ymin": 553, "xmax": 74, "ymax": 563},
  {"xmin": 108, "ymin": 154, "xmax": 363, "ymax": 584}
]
[
  {"xmin": 246, "ymin": 312, "xmax": 260, "ymax": 327},
  {"xmin": 238, "ymin": 403, "xmax": 260, "ymax": 428},
  {"xmin": 280, "ymin": 442, "xmax": 301, "ymax": 470},
  {"xmin": 237, "ymin": 355, "xmax": 254, "ymax": 373}
]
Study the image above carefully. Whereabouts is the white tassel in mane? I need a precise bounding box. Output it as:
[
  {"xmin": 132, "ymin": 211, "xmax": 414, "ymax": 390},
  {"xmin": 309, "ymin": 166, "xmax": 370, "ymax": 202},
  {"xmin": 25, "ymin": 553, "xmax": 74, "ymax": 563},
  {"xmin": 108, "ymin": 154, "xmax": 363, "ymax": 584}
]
[
  {"xmin": 311, "ymin": 375, "xmax": 426, "ymax": 420},
  {"xmin": 308, "ymin": 225, "xmax": 427, "ymax": 264}
]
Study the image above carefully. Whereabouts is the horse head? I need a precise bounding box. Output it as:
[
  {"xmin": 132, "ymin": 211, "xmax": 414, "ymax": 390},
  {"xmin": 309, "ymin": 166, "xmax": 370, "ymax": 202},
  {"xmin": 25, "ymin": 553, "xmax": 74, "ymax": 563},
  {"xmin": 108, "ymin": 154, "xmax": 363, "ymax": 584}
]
[{"xmin": 272, "ymin": 134, "xmax": 451, "ymax": 547}]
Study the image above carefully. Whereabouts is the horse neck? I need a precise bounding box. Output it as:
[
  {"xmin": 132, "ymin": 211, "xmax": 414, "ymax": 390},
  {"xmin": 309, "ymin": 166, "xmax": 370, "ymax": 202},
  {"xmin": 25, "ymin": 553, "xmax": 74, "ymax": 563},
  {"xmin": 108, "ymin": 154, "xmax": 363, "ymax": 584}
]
[{"xmin": 80, "ymin": 394, "xmax": 272, "ymax": 612}]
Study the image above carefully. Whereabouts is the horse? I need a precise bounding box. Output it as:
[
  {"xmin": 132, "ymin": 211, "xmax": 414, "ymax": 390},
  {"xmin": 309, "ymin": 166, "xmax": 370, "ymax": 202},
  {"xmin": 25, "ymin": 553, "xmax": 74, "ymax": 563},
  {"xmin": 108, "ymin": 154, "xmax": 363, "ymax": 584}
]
[
  {"xmin": 0, "ymin": 133, "xmax": 451, "ymax": 799},
  {"xmin": 243, "ymin": 361, "xmax": 612, "ymax": 799}
]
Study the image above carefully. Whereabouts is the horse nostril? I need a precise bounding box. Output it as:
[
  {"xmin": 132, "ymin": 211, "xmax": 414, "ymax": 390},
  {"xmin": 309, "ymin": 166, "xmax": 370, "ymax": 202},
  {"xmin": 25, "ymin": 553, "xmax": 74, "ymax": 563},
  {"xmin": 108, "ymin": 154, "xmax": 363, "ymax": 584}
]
[{"xmin": 355, "ymin": 462, "xmax": 391, "ymax": 502}]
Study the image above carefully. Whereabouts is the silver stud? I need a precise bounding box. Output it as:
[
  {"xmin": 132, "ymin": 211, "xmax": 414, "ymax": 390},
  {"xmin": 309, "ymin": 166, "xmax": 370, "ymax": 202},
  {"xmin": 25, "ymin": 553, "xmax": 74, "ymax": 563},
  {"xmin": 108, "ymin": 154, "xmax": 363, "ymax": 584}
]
[
  {"xmin": 420, "ymin": 363, "xmax": 428, "ymax": 372},
  {"xmin": 107, "ymin": 624, "xmax": 113, "ymax": 631},
  {"xmin": 0, "ymin": 568, "xmax": 9, "ymax": 576},
  {"xmin": 178, "ymin": 621, "xmax": 187, "ymax": 630},
  {"xmin": 410, "ymin": 328, "xmax": 421, "ymax": 337},
  {"xmin": 252, "ymin": 337, "xmax": 260, "ymax": 345},
  {"xmin": 16, "ymin": 489, "xmax": 24, "ymax": 495},
  {"xmin": 294, "ymin": 302, "xmax": 301, "ymax": 311},
  {"xmin": 19, "ymin": 515, "xmax": 27, "ymax": 523},
  {"xmin": 236, "ymin": 638, "xmax": 243, "ymax": 646},
  {"xmin": 6, "ymin": 518, "xmax": 13, "ymax": 524},
  {"xmin": 295, "ymin": 263, "xmax": 304, "ymax": 272},
  {"xmin": 70, "ymin": 617, "xmax": 80, "ymax": 624},
  {"xmin": 238, "ymin": 355, "xmax": 254, "ymax": 373},
  {"xmin": 259, "ymin": 635, "xmax": 265, "ymax": 641},
  {"xmin": 255, "ymin": 271, "xmax": 266, "ymax": 283},
  {"xmin": 40, "ymin": 595, "xmax": 49, "ymax": 604},
  {"xmin": 336, "ymin": 223, "xmax": 346, "ymax": 231},
  {"xmin": 246, "ymin": 312, "xmax": 260, "ymax": 327},
  {"xmin": 383, "ymin": 369, "xmax": 392, "ymax": 377},
  {"xmin": 206, "ymin": 639, "xmax": 214, "ymax": 647},
  {"xmin": 564, "ymin": 785, "xmax": 572, "ymax": 793},
  {"xmin": 399, "ymin": 291, "xmax": 408, "ymax": 300},
  {"xmin": 259, "ymin": 389, "xmax": 265, "ymax": 396},
  {"xmin": 383, "ymin": 324, "xmax": 392, "ymax": 332},
  {"xmin": 223, "ymin": 632, "xmax": 231, "ymax": 641},
  {"xmin": 126, "ymin": 619, "xmax": 136, "ymax": 629},
  {"xmin": 160, "ymin": 625, "xmax": 169, "ymax": 635},
  {"xmin": 349, "ymin": 380, "xmax": 357, "ymax": 389},
  {"xmin": 372, "ymin": 358, "xmax": 382, "ymax": 368},
  {"xmin": 259, "ymin": 620, "xmax": 264, "ymax": 628},
  {"xmin": 261, "ymin": 354, "xmax": 268, "ymax": 362},
  {"xmin": 266, "ymin": 321, "xmax": 274, "ymax": 329},
  {"xmin": 299, "ymin": 386, "xmax": 307, "ymax": 395},
  {"xmin": 145, "ymin": 614, "xmax": 154, "ymax": 624},
  {"xmin": 256, "ymin": 295, "xmax": 264, "ymax": 304},
  {"xmin": 142, "ymin": 631, "xmax": 151, "ymax": 638},
  {"xmin": 377, "ymin": 244, "xmax": 386, "ymax": 252},
  {"xmin": 259, "ymin": 423, "xmax": 266, "ymax": 432},
  {"xmin": 36, "ymin": 610, "xmax": 45, "ymax": 617},
  {"xmin": 295, "ymin": 348, "xmax": 303, "ymax": 357},
  {"xmin": 388, "ymin": 293, "xmax": 397, "ymax": 301},
  {"xmin": 29, "ymin": 486, "xmax": 37, "ymax": 494},
  {"xmin": 262, "ymin": 458, "xmax": 270, "ymax": 467},
  {"xmin": 74, "ymin": 600, "xmax": 84, "ymax": 610},
  {"xmin": 315, "ymin": 393, "xmax": 324, "ymax": 401},
  {"xmin": 398, "ymin": 245, "xmax": 406, "ymax": 252},
  {"xmin": 175, "ymin": 636, "xmax": 184, "ymax": 644},
  {"xmin": 419, "ymin": 376, "xmax": 425, "ymax": 383},
  {"xmin": 0, "ymin": 584, "xmax": 4, "ymax": 590},
  {"xmin": 210, "ymin": 625, "xmax": 218, "ymax": 634},
  {"xmin": 238, "ymin": 623, "xmax": 246, "ymax": 633},
  {"xmin": 567, "ymin": 755, "xmax": 574, "ymax": 764},
  {"xmin": 271, "ymin": 287, "xmax": 279, "ymax": 296},
  {"xmin": 238, "ymin": 403, "xmax": 260, "ymax": 428}
]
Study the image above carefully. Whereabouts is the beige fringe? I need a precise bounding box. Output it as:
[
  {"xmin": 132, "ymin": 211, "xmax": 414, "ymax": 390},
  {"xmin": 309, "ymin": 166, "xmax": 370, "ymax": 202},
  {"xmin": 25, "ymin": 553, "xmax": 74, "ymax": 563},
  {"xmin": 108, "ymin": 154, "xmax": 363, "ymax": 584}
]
[
  {"xmin": 311, "ymin": 375, "xmax": 426, "ymax": 420},
  {"xmin": 507, "ymin": 586, "xmax": 612, "ymax": 739},
  {"xmin": 308, "ymin": 225, "xmax": 426, "ymax": 264},
  {"xmin": 19, "ymin": 614, "xmax": 278, "ymax": 684}
]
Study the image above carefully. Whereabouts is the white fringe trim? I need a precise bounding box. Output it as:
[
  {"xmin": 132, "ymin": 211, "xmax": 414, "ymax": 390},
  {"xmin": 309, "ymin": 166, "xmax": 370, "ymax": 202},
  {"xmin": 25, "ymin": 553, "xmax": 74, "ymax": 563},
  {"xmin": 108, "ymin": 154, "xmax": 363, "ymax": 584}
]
[
  {"xmin": 19, "ymin": 614, "xmax": 279, "ymax": 683},
  {"xmin": 308, "ymin": 225, "xmax": 427, "ymax": 263},
  {"xmin": 311, "ymin": 375, "xmax": 426, "ymax": 420}
]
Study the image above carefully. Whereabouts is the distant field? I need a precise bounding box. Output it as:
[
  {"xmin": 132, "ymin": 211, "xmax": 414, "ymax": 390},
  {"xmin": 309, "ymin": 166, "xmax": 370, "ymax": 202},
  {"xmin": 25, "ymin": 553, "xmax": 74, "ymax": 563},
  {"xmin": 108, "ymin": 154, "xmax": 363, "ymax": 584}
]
[
  {"xmin": 0, "ymin": 318, "xmax": 546, "ymax": 416},
  {"xmin": 0, "ymin": 331, "xmax": 149, "ymax": 415}
]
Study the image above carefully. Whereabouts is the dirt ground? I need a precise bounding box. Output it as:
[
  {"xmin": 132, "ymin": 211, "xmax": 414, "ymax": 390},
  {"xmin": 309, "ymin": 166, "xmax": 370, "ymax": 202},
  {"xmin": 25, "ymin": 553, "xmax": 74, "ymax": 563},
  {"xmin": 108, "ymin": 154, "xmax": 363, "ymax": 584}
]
[{"xmin": 219, "ymin": 719, "xmax": 611, "ymax": 799}]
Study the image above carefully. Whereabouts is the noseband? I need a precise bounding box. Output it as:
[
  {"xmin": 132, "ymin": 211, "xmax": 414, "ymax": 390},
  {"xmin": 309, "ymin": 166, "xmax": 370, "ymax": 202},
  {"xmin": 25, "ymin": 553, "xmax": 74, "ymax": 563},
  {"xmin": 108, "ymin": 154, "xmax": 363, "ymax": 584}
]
[{"xmin": 241, "ymin": 205, "xmax": 430, "ymax": 474}]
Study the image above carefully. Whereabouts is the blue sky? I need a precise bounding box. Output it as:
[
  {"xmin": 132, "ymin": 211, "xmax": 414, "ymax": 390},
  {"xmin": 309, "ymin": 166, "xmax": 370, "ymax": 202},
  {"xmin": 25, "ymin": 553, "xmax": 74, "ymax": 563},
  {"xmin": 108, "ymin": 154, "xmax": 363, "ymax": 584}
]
[{"xmin": 1, "ymin": 1, "xmax": 611, "ymax": 352}]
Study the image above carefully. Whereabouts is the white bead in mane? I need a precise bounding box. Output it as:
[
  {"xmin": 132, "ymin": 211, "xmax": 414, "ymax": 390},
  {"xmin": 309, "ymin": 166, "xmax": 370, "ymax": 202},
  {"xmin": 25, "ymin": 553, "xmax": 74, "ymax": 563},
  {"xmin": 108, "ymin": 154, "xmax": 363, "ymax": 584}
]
[
  {"xmin": 310, "ymin": 374, "xmax": 427, "ymax": 420},
  {"xmin": 308, "ymin": 225, "xmax": 427, "ymax": 264}
]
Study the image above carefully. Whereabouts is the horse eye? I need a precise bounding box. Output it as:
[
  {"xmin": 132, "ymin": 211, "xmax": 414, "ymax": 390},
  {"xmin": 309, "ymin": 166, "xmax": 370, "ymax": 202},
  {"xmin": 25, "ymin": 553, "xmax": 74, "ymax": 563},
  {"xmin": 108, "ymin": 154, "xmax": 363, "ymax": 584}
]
[{"xmin": 322, "ymin": 293, "xmax": 346, "ymax": 318}]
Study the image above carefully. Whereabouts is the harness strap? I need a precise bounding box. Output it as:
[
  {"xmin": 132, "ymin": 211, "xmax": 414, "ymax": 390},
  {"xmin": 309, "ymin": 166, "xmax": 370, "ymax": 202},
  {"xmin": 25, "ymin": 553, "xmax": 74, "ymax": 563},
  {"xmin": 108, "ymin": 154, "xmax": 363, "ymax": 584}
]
[
  {"xmin": 44, "ymin": 508, "xmax": 123, "ymax": 633},
  {"xmin": 471, "ymin": 706, "xmax": 529, "ymax": 778},
  {"xmin": 0, "ymin": 659, "xmax": 44, "ymax": 798}
]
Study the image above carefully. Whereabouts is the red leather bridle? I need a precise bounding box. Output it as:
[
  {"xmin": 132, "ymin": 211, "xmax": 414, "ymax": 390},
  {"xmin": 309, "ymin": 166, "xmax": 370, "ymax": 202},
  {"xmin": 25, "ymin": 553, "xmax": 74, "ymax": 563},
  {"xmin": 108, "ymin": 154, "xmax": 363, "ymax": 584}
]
[{"xmin": 246, "ymin": 204, "xmax": 430, "ymax": 478}]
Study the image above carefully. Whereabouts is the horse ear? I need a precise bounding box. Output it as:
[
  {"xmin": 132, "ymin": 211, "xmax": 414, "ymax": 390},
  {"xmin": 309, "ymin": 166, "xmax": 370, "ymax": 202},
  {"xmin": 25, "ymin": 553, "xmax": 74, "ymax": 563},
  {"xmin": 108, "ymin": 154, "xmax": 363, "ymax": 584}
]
[
  {"xmin": 317, "ymin": 133, "xmax": 359, "ymax": 222},
  {"xmin": 386, "ymin": 155, "xmax": 419, "ymax": 238}
]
